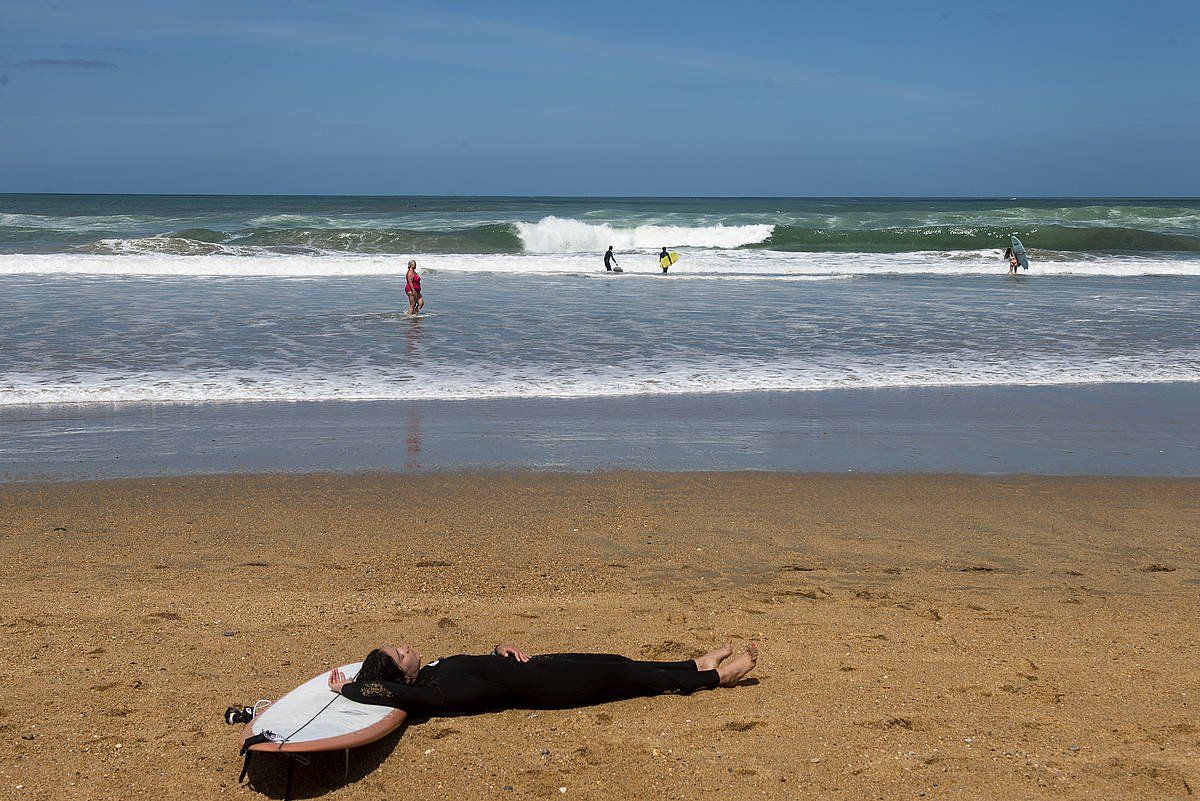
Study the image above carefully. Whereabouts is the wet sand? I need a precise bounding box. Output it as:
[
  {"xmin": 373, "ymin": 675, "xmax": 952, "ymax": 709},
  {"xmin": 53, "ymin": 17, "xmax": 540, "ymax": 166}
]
[
  {"xmin": 5, "ymin": 383, "xmax": 1200, "ymax": 482},
  {"xmin": 2, "ymin": 472, "xmax": 1198, "ymax": 800}
]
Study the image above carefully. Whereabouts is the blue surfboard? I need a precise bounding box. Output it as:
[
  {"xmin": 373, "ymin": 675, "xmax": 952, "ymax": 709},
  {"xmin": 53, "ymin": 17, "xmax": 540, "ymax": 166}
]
[{"xmin": 1010, "ymin": 235, "xmax": 1029, "ymax": 270}]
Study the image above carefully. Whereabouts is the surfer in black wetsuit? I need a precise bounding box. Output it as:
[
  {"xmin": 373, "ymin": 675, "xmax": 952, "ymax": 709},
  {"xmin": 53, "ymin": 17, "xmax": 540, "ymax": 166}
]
[
  {"xmin": 604, "ymin": 245, "xmax": 618, "ymax": 272},
  {"xmin": 660, "ymin": 247, "xmax": 670, "ymax": 273},
  {"xmin": 327, "ymin": 640, "xmax": 758, "ymax": 716}
]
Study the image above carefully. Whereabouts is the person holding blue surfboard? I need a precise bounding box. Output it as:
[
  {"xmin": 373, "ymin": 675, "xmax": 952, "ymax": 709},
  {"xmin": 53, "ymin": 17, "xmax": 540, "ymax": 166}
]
[{"xmin": 1006, "ymin": 236, "xmax": 1030, "ymax": 274}]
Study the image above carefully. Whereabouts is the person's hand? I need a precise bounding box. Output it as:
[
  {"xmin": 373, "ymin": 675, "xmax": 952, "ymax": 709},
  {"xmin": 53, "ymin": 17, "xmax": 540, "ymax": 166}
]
[
  {"xmin": 493, "ymin": 643, "xmax": 530, "ymax": 662},
  {"xmin": 328, "ymin": 668, "xmax": 350, "ymax": 694}
]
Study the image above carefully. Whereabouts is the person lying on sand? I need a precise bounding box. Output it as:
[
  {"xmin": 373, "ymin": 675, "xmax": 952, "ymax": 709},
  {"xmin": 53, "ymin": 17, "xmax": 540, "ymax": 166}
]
[{"xmin": 326, "ymin": 641, "xmax": 758, "ymax": 716}]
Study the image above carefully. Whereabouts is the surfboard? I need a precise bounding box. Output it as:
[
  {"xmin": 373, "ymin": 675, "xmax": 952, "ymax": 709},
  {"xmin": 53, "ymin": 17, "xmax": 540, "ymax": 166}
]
[
  {"xmin": 1010, "ymin": 235, "xmax": 1029, "ymax": 270},
  {"xmin": 240, "ymin": 662, "xmax": 407, "ymax": 754},
  {"xmin": 659, "ymin": 252, "xmax": 680, "ymax": 269}
]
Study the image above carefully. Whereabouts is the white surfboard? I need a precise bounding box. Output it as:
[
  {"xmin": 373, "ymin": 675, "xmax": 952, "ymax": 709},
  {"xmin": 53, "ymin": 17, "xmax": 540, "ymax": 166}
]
[{"xmin": 241, "ymin": 662, "xmax": 407, "ymax": 753}]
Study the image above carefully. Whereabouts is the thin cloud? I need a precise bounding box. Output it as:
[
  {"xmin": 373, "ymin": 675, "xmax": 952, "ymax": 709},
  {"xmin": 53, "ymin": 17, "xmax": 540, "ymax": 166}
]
[
  {"xmin": 62, "ymin": 45, "xmax": 144, "ymax": 54},
  {"xmin": 2, "ymin": 58, "xmax": 116, "ymax": 69}
]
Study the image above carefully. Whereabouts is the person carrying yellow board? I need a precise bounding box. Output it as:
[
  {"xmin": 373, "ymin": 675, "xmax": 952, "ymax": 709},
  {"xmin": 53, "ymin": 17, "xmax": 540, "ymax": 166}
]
[{"xmin": 659, "ymin": 246, "xmax": 680, "ymax": 273}]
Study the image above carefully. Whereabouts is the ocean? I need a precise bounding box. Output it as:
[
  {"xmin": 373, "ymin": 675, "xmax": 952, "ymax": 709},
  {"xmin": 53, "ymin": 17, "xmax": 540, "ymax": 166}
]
[{"xmin": 2, "ymin": 195, "xmax": 1198, "ymax": 408}]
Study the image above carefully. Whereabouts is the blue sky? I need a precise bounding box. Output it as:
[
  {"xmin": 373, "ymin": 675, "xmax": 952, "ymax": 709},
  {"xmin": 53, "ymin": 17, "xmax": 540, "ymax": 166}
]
[{"xmin": 2, "ymin": 0, "xmax": 1197, "ymax": 195}]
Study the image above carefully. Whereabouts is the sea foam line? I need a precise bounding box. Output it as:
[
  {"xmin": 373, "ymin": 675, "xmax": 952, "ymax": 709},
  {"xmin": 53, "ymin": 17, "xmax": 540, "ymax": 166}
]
[
  {"xmin": 2, "ymin": 252, "xmax": 1200, "ymax": 278},
  {"xmin": 514, "ymin": 216, "xmax": 773, "ymax": 252},
  {"xmin": 2, "ymin": 354, "xmax": 1197, "ymax": 407}
]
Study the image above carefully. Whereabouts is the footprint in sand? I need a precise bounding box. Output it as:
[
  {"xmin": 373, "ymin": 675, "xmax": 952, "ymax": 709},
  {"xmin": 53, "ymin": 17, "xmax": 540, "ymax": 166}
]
[
  {"xmin": 771, "ymin": 587, "xmax": 831, "ymax": 601},
  {"xmin": 721, "ymin": 720, "xmax": 764, "ymax": 732},
  {"xmin": 145, "ymin": 611, "xmax": 182, "ymax": 621},
  {"xmin": 639, "ymin": 640, "xmax": 688, "ymax": 659}
]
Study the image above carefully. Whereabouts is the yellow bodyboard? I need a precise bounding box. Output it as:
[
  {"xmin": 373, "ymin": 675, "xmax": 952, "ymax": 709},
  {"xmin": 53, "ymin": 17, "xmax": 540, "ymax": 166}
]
[{"xmin": 659, "ymin": 252, "xmax": 680, "ymax": 268}]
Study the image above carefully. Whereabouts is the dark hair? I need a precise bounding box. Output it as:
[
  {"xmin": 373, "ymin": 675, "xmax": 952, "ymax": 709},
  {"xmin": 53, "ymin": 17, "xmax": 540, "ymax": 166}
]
[{"xmin": 356, "ymin": 648, "xmax": 406, "ymax": 684}]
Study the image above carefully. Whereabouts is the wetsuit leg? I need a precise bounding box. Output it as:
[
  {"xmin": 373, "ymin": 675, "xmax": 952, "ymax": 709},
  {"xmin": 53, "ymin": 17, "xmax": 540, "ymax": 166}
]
[
  {"xmin": 513, "ymin": 655, "xmax": 718, "ymax": 707},
  {"xmin": 541, "ymin": 653, "xmax": 698, "ymax": 671}
]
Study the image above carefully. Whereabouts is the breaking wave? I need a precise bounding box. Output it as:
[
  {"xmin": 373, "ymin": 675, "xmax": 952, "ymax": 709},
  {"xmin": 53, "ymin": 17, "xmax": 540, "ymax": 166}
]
[
  {"xmin": 3, "ymin": 352, "xmax": 1198, "ymax": 407},
  {"xmin": 514, "ymin": 216, "xmax": 773, "ymax": 252},
  {"xmin": 759, "ymin": 224, "xmax": 1200, "ymax": 253}
]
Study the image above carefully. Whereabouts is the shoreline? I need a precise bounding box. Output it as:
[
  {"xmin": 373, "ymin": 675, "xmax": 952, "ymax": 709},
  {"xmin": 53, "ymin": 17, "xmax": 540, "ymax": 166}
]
[
  {"xmin": 2, "ymin": 471, "xmax": 1197, "ymax": 800},
  {"xmin": 3, "ymin": 382, "xmax": 1199, "ymax": 481}
]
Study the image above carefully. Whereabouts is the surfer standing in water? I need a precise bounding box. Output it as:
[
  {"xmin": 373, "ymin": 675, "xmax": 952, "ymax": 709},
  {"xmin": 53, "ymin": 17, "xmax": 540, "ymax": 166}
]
[
  {"xmin": 604, "ymin": 245, "xmax": 618, "ymax": 272},
  {"xmin": 660, "ymin": 246, "xmax": 670, "ymax": 273},
  {"xmin": 1003, "ymin": 247, "xmax": 1019, "ymax": 275},
  {"xmin": 327, "ymin": 639, "xmax": 758, "ymax": 716},
  {"xmin": 405, "ymin": 260, "xmax": 424, "ymax": 315}
]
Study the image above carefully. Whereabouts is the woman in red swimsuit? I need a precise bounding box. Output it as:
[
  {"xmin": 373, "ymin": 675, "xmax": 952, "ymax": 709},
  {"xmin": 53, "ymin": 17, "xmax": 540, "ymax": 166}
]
[{"xmin": 405, "ymin": 260, "xmax": 424, "ymax": 315}]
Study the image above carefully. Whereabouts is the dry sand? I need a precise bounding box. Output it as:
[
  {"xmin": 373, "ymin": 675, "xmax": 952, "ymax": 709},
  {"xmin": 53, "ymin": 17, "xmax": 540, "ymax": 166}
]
[{"xmin": 1, "ymin": 472, "xmax": 1198, "ymax": 800}]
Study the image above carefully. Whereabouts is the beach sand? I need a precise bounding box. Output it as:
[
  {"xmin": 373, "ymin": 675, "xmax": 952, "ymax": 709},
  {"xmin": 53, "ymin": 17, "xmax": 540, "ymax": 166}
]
[{"xmin": 1, "ymin": 472, "xmax": 1198, "ymax": 800}]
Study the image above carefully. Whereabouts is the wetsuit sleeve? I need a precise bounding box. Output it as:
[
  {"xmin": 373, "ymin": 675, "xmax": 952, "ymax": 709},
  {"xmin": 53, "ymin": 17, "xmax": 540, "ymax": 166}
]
[
  {"xmin": 341, "ymin": 668, "xmax": 504, "ymax": 715},
  {"xmin": 339, "ymin": 680, "xmax": 447, "ymax": 714}
]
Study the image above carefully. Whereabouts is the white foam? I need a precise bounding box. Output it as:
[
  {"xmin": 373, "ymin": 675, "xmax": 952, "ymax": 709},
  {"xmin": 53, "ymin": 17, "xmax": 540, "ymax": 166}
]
[
  {"xmin": 3, "ymin": 251, "xmax": 1200, "ymax": 278},
  {"xmin": 0, "ymin": 213, "xmax": 158, "ymax": 231},
  {"xmin": 2, "ymin": 353, "xmax": 1197, "ymax": 407},
  {"xmin": 514, "ymin": 216, "xmax": 773, "ymax": 252}
]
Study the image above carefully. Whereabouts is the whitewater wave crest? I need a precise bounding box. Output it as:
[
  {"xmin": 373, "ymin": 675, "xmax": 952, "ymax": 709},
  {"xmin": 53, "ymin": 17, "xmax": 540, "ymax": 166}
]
[
  {"xmin": 4, "ymin": 251, "xmax": 1200, "ymax": 278},
  {"xmin": 3, "ymin": 352, "xmax": 1198, "ymax": 407},
  {"xmin": 515, "ymin": 216, "xmax": 773, "ymax": 252}
]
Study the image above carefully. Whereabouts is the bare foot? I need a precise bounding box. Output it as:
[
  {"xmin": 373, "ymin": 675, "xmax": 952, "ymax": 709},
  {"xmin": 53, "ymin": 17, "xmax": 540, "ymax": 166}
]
[
  {"xmin": 716, "ymin": 644, "xmax": 758, "ymax": 687},
  {"xmin": 694, "ymin": 643, "xmax": 734, "ymax": 671}
]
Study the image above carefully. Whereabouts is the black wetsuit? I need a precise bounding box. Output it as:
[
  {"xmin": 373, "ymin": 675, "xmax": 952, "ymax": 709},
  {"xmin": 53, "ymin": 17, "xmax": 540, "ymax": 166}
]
[
  {"xmin": 340, "ymin": 653, "xmax": 718, "ymax": 716},
  {"xmin": 604, "ymin": 250, "xmax": 616, "ymax": 270}
]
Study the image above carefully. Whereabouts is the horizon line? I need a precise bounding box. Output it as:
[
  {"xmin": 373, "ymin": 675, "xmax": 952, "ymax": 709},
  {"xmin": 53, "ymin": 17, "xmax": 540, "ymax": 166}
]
[{"xmin": 3, "ymin": 192, "xmax": 1199, "ymax": 201}]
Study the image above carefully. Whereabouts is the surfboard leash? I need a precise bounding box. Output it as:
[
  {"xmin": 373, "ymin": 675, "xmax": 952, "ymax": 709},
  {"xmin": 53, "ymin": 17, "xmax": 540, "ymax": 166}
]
[
  {"xmin": 275, "ymin": 666, "xmax": 361, "ymax": 749},
  {"xmin": 276, "ymin": 694, "xmax": 341, "ymax": 749}
]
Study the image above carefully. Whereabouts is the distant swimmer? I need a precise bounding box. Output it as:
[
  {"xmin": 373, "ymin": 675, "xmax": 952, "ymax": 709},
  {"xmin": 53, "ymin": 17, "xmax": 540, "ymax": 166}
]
[
  {"xmin": 405, "ymin": 259, "xmax": 424, "ymax": 315},
  {"xmin": 604, "ymin": 245, "xmax": 619, "ymax": 272}
]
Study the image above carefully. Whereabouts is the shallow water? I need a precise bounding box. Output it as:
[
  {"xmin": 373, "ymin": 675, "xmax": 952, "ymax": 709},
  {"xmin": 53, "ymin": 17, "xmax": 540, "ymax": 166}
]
[{"xmin": 2, "ymin": 195, "xmax": 1197, "ymax": 407}]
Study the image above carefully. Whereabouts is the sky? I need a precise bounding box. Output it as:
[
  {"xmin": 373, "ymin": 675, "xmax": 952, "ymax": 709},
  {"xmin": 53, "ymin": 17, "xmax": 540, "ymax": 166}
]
[{"xmin": 1, "ymin": 0, "xmax": 1198, "ymax": 196}]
